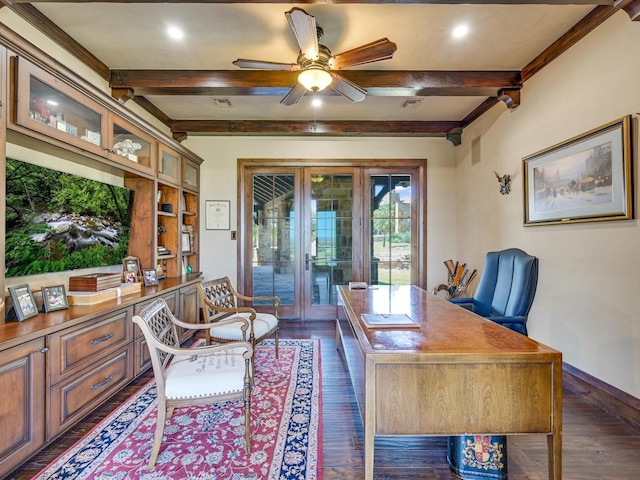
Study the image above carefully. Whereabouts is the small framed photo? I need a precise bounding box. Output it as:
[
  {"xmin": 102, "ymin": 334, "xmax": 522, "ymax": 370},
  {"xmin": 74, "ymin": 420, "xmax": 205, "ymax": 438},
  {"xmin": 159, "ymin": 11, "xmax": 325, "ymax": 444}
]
[
  {"xmin": 8, "ymin": 284, "xmax": 38, "ymax": 321},
  {"xmin": 42, "ymin": 285, "xmax": 69, "ymax": 313},
  {"xmin": 123, "ymin": 271, "xmax": 138, "ymax": 284},
  {"xmin": 181, "ymin": 232, "xmax": 191, "ymax": 252},
  {"xmin": 123, "ymin": 256, "xmax": 141, "ymax": 282},
  {"xmin": 143, "ymin": 269, "xmax": 159, "ymax": 287}
]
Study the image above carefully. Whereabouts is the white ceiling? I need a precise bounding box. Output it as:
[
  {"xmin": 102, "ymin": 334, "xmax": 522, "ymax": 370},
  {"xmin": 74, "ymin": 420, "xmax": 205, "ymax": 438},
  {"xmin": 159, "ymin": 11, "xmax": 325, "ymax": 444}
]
[{"xmin": 29, "ymin": 3, "xmax": 594, "ymax": 123}]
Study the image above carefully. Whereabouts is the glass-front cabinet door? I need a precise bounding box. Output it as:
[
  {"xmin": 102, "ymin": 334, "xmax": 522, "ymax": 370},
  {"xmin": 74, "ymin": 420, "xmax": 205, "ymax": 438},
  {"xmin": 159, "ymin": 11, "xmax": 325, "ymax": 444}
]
[
  {"xmin": 107, "ymin": 113, "xmax": 154, "ymax": 175},
  {"xmin": 12, "ymin": 57, "xmax": 108, "ymax": 157},
  {"xmin": 183, "ymin": 158, "xmax": 199, "ymax": 193},
  {"xmin": 158, "ymin": 144, "xmax": 180, "ymax": 185}
]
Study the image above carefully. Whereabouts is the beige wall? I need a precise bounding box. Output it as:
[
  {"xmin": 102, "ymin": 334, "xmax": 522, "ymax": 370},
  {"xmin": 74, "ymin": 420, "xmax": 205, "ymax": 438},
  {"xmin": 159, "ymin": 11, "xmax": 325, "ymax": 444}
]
[
  {"xmin": 455, "ymin": 11, "xmax": 640, "ymax": 398},
  {"xmin": 183, "ymin": 136, "xmax": 458, "ymax": 287}
]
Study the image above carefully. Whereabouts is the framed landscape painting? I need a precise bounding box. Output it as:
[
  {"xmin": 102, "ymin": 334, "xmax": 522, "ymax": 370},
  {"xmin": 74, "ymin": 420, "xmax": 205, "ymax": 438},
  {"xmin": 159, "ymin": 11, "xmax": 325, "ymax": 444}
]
[{"xmin": 523, "ymin": 116, "xmax": 632, "ymax": 226}]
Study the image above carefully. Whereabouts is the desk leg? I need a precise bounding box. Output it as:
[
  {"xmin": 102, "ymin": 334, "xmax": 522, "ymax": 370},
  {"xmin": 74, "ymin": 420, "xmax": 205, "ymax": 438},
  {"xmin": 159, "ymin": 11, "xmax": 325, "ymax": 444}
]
[
  {"xmin": 364, "ymin": 429, "xmax": 375, "ymax": 480},
  {"xmin": 547, "ymin": 432, "xmax": 562, "ymax": 480}
]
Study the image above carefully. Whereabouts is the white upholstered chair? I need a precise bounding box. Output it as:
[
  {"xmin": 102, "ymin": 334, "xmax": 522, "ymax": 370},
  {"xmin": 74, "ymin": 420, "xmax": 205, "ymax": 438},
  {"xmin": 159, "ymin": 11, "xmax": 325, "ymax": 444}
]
[
  {"xmin": 132, "ymin": 298, "xmax": 253, "ymax": 470},
  {"xmin": 197, "ymin": 277, "xmax": 280, "ymax": 373}
]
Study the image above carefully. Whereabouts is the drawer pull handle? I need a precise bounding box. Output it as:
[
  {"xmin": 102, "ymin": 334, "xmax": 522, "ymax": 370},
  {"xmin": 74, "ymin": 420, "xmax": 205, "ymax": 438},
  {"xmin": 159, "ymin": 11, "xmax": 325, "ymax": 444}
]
[
  {"xmin": 90, "ymin": 375, "xmax": 113, "ymax": 390},
  {"xmin": 36, "ymin": 348, "xmax": 49, "ymax": 354},
  {"xmin": 91, "ymin": 333, "xmax": 113, "ymax": 345}
]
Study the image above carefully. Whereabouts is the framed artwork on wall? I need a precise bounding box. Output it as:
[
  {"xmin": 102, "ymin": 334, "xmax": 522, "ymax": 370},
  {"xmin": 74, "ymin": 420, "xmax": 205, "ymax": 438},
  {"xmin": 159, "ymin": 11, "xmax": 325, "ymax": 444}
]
[
  {"xmin": 205, "ymin": 200, "xmax": 230, "ymax": 230},
  {"xmin": 523, "ymin": 115, "xmax": 632, "ymax": 226}
]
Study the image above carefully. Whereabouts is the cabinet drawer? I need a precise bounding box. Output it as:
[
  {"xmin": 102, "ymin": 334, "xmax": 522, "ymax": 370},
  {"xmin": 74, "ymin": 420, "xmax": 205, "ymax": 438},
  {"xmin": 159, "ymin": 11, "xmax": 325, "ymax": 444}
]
[
  {"xmin": 134, "ymin": 336, "xmax": 152, "ymax": 376},
  {"xmin": 47, "ymin": 345, "xmax": 133, "ymax": 440},
  {"xmin": 48, "ymin": 308, "xmax": 133, "ymax": 384},
  {"xmin": 134, "ymin": 290, "xmax": 179, "ymax": 339}
]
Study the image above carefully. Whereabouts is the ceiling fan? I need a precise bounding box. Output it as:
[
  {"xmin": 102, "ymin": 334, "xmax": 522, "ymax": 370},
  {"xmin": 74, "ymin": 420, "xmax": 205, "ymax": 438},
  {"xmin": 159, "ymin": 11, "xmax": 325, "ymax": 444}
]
[{"xmin": 232, "ymin": 8, "xmax": 397, "ymax": 106}]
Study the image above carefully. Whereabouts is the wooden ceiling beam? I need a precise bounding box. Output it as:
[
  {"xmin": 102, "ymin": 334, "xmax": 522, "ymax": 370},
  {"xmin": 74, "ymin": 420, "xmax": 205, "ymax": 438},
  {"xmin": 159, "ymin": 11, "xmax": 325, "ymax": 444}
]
[
  {"xmin": 170, "ymin": 119, "xmax": 463, "ymax": 137},
  {"xmin": 110, "ymin": 70, "xmax": 522, "ymax": 97}
]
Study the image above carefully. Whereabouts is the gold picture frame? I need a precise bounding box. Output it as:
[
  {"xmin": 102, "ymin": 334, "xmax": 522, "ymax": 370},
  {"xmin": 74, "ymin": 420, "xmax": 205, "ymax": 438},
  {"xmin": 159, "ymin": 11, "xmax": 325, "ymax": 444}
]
[{"xmin": 523, "ymin": 116, "xmax": 632, "ymax": 226}]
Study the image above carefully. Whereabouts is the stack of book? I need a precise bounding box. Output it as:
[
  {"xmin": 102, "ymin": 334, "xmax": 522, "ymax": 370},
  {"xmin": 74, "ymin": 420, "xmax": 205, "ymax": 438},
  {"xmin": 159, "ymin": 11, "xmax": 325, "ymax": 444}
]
[{"xmin": 157, "ymin": 246, "xmax": 171, "ymax": 256}]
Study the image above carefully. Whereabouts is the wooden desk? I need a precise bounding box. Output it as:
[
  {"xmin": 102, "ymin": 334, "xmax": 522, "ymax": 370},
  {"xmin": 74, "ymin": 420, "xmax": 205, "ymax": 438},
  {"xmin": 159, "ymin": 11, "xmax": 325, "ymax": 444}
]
[{"xmin": 336, "ymin": 285, "xmax": 562, "ymax": 480}]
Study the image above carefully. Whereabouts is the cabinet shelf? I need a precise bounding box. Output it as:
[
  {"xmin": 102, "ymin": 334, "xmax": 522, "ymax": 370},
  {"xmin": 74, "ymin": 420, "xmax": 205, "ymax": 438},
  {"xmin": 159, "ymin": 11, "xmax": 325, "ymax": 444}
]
[{"xmin": 157, "ymin": 210, "xmax": 177, "ymax": 218}]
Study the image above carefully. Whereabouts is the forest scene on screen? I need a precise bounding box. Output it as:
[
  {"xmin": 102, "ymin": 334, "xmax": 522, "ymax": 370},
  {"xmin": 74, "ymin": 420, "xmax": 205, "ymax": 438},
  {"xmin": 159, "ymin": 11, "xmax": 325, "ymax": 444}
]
[{"xmin": 5, "ymin": 158, "xmax": 133, "ymax": 277}]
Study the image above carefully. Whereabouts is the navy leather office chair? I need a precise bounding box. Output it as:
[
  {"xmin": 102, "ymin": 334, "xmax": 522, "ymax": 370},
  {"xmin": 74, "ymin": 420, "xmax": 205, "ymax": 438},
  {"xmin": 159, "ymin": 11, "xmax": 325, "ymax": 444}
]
[{"xmin": 450, "ymin": 247, "xmax": 538, "ymax": 336}]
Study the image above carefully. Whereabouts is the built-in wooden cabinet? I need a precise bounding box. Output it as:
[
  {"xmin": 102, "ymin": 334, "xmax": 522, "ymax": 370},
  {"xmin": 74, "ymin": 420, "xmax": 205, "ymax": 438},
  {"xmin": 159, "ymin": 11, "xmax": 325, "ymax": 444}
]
[
  {"xmin": 178, "ymin": 283, "xmax": 200, "ymax": 341},
  {"xmin": 8, "ymin": 54, "xmax": 202, "ymax": 280},
  {"xmin": 0, "ymin": 338, "xmax": 46, "ymax": 476},
  {"xmin": 0, "ymin": 33, "xmax": 204, "ymax": 477}
]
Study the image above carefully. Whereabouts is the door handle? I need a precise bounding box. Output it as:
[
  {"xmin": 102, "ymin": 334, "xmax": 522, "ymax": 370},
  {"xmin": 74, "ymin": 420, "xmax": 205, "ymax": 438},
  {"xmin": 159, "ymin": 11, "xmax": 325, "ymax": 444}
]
[{"xmin": 305, "ymin": 254, "xmax": 310, "ymax": 271}]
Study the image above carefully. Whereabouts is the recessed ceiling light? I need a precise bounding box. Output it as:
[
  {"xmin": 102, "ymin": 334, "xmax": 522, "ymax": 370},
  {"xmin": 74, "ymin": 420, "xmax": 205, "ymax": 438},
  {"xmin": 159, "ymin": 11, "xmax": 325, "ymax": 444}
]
[
  {"xmin": 167, "ymin": 26, "xmax": 184, "ymax": 40},
  {"xmin": 452, "ymin": 24, "xmax": 469, "ymax": 39},
  {"xmin": 311, "ymin": 97, "xmax": 322, "ymax": 108}
]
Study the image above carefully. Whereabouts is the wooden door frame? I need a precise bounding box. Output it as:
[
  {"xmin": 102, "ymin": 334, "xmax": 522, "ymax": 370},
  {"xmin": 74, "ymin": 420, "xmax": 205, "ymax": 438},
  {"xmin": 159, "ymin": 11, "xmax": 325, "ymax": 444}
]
[{"xmin": 237, "ymin": 158, "xmax": 428, "ymax": 317}]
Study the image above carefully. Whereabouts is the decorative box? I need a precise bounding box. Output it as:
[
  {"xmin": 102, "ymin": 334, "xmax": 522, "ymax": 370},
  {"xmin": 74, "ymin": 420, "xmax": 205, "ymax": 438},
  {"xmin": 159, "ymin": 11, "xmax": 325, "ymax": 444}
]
[{"xmin": 68, "ymin": 273, "xmax": 122, "ymax": 292}]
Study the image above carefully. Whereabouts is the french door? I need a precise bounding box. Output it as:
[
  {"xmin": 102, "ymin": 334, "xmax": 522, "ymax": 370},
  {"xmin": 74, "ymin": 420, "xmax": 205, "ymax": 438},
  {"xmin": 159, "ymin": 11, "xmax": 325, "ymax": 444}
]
[{"xmin": 239, "ymin": 161, "xmax": 424, "ymax": 320}]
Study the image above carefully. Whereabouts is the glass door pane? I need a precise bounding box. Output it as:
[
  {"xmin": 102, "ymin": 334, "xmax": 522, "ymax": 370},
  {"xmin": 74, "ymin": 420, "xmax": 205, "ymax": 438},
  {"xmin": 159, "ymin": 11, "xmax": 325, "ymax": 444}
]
[
  {"xmin": 371, "ymin": 174, "xmax": 413, "ymax": 285},
  {"xmin": 309, "ymin": 173, "xmax": 354, "ymax": 309},
  {"xmin": 251, "ymin": 174, "xmax": 295, "ymax": 309}
]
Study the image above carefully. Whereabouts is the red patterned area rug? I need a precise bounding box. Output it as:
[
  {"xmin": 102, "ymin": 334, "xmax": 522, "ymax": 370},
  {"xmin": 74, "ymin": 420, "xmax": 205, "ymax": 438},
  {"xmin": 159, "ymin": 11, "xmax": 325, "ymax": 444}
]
[{"xmin": 34, "ymin": 339, "xmax": 322, "ymax": 480}]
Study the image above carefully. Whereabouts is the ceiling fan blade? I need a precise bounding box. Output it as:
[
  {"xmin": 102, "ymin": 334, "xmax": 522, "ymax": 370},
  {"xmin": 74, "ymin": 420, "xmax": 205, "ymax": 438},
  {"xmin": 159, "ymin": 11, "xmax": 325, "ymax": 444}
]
[
  {"xmin": 285, "ymin": 8, "xmax": 319, "ymax": 60},
  {"xmin": 281, "ymin": 83, "xmax": 308, "ymax": 106},
  {"xmin": 233, "ymin": 59, "xmax": 300, "ymax": 71},
  {"xmin": 330, "ymin": 74, "xmax": 367, "ymax": 103},
  {"xmin": 329, "ymin": 38, "xmax": 398, "ymax": 70}
]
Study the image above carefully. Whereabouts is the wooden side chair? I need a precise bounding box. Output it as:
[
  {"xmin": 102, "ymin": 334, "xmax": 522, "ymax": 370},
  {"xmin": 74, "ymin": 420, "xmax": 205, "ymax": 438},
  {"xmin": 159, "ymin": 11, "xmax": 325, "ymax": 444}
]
[
  {"xmin": 197, "ymin": 276, "xmax": 280, "ymax": 373},
  {"xmin": 132, "ymin": 298, "xmax": 253, "ymax": 470}
]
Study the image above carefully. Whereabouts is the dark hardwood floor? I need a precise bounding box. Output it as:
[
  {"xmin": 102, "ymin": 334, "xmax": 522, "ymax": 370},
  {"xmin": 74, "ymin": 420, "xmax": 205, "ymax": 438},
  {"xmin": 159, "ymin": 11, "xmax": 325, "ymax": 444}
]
[{"xmin": 7, "ymin": 321, "xmax": 640, "ymax": 479}]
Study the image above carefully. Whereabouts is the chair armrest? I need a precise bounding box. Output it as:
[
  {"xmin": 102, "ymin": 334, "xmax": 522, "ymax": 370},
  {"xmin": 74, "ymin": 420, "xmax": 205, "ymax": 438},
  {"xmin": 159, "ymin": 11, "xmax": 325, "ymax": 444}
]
[
  {"xmin": 486, "ymin": 315, "xmax": 527, "ymax": 325},
  {"xmin": 157, "ymin": 339, "xmax": 254, "ymax": 360},
  {"xmin": 201, "ymin": 296, "xmax": 257, "ymax": 320},
  {"xmin": 449, "ymin": 297, "xmax": 474, "ymax": 304},
  {"xmin": 172, "ymin": 315, "xmax": 250, "ymax": 333},
  {"xmin": 234, "ymin": 292, "xmax": 281, "ymax": 308}
]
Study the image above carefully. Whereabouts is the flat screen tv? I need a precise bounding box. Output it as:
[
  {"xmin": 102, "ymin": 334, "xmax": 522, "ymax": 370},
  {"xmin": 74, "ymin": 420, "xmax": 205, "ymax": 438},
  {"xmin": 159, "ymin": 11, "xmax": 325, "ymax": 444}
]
[{"xmin": 5, "ymin": 158, "xmax": 135, "ymax": 278}]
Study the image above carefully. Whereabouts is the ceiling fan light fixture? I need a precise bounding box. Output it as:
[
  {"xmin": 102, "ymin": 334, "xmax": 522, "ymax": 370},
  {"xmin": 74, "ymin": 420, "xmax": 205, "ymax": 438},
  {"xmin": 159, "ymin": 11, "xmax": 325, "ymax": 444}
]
[{"xmin": 298, "ymin": 66, "xmax": 333, "ymax": 92}]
